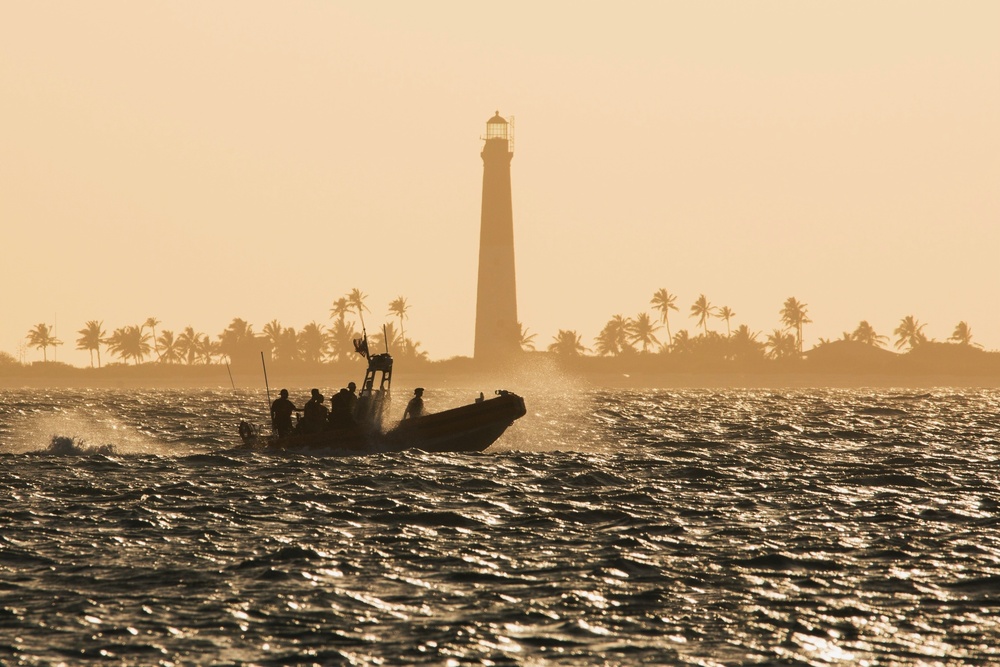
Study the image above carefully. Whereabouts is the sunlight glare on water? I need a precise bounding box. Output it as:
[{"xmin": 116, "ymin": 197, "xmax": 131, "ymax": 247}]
[{"xmin": 1, "ymin": 387, "xmax": 1000, "ymax": 664}]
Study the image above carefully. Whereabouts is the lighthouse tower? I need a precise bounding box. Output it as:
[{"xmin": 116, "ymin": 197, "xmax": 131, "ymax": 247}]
[{"xmin": 474, "ymin": 111, "xmax": 520, "ymax": 361}]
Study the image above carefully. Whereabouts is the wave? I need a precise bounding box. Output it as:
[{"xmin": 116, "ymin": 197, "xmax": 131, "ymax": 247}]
[
  {"xmin": 4, "ymin": 387, "xmax": 1000, "ymax": 665},
  {"xmin": 730, "ymin": 552, "xmax": 844, "ymax": 572},
  {"xmin": 34, "ymin": 435, "xmax": 117, "ymax": 456}
]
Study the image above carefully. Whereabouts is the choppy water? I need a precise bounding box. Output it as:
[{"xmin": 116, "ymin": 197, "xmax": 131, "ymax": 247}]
[{"xmin": 3, "ymin": 385, "xmax": 1000, "ymax": 665}]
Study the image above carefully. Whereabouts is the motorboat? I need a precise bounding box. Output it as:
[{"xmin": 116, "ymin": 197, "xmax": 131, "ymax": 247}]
[{"xmin": 238, "ymin": 348, "xmax": 525, "ymax": 456}]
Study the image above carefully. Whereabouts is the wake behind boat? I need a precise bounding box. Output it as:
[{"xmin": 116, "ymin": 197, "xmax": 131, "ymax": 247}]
[{"xmin": 238, "ymin": 349, "xmax": 526, "ymax": 456}]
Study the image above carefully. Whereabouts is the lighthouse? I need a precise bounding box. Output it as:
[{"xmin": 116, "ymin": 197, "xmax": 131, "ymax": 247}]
[{"xmin": 474, "ymin": 112, "xmax": 520, "ymax": 362}]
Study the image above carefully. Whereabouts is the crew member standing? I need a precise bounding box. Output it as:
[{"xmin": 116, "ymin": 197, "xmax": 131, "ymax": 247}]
[
  {"xmin": 270, "ymin": 389, "xmax": 297, "ymax": 437},
  {"xmin": 403, "ymin": 387, "xmax": 424, "ymax": 420},
  {"xmin": 329, "ymin": 381, "xmax": 359, "ymax": 428},
  {"xmin": 302, "ymin": 388, "xmax": 329, "ymax": 432}
]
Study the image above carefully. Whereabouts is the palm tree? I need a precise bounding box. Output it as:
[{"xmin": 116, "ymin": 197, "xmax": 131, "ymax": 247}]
[
  {"xmin": 386, "ymin": 298, "xmax": 426, "ymax": 359},
  {"xmin": 347, "ymin": 288, "xmax": 370, "ymax": 333},
  {"xmin": 765, "ymin": 329, "xmax": 797, "ymax": 359},
  {"xmin": 176, "ymin": 326, "xmax": 203, "ymax": 365},
  {"xmin": 388, "ymin": 297, "xmax": 410, "ymax": 342},
  {"xmin": 121, "ymin": 325, "xmax": 152, "ymax": 364},
  {"xmin": 548, "ymin": 330, "xmax": 587, "ymax": 356},
  {"xmin": 158, "ymin": 330, "xmax": 181, "ymax": 364},
  {"xmin": 327, "ymin": 298, "xmax": 358, "ymax": 362},
  {"xmin": 650, "ymin": 289, "xmax": 679, "ymax": 347},
  {"xmin": 218, "ymin": 318, "xmax": 255, "ymax": 360},
  {"xmin": 671, "ymin": 330, "xmax": 694, "ymax": 355},
  {"xmin": 329, "ymin": 297, "xmax": 351, "ymax": 322},
  {"xmin": 612, "ymin": 314, "xmax": 635, "ymax": 353},
  {"xmin": 949, "ymin": 321, "xmax": 979, "ymax": 347},
  {"xmin": 595, "ymin": 315, "xmax": 634, "ymax": 356},
  {"xmin": 104, "ymin": 326, "xmax": 149, "ymax": 364},
  {"xmin": 196, "ymin": 334, "xmax": 217, "ymax": 365},
  {"xmin": 716, "ymin": 306, "xmax": 735, "ymax": 337},
  {"xmin": 274, "ymin": 327, "xmax": 301, "ymax": 363},
  {"xmin": 851, "ymin": 321, "xmax": 888, "ymax": 347},
  {"xmin": 106, "ymin": 325, "xmax": 151, "ymax": 364},
  {"xmin": 105, "ymin": 327, "xmax": 127, "ymax": 363},
  {"xmin": 26, "ymin": 323, "xmax": 62, "ymax": 362},
  {"xmin": 144, "ymin": 317, "xmax": 162, "ymax": 361},
  {"xmin": 298, "ymin": 321, "xmax": 329, "ymax": 363},
  {"xmin": 76, "ymin": 320, "xmax": 106, "ymax": 368},
  {"xmin": 628, "ymin": 312, "xmax": 661, "ymax": 352},
  {"xmin": 779, "ymin": 297, "xmax": 811, "ymax": 355},
  {"xmin": 730, "ymin": 324, "xmax": 765, "ymax": 361},
  {"xmin": 689, "ymin": 295, "xmax": 713, "ymax": 335},
  {"xmin": 518, "ymin": 322, "xmax": 537, "ymax": 352},
  {"xmin": 594, "ymin": 325, "xmax": 616, "ymax": 356},
  {"xmin": 262, "ymin": 320, "xmax": 283, "ymax": 351},
  {"xmin": 893, "ymin": 316, "xmax": 926, "ymax": 351},
  {"xmin": 327, "ymin": 318, "xmax": 356, "ymax": 363}
]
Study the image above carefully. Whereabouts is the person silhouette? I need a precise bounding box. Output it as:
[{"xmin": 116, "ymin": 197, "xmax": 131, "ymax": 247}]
[
  {"xmin": 302, "ymin": 388, "xmax": 328, "ymax": 432},
  {"xmin": 403, "ymin": 387, "xmax": 424, "ymax": 420},
  {"xmin": 329, "ymin": 381, "xmax": 359, "ymax": 428},
  {"xmin": 270, "ymin": 389, "xmax": 297, "ymax": 437}
]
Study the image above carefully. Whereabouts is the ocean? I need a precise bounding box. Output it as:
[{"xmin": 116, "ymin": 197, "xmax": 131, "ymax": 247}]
[{"xmin": 2, "ymin": 385, "xmax": 1000, "ymax": 665}]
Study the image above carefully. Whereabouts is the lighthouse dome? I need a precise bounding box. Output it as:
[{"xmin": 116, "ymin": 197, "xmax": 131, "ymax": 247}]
[{"xmin": 484, "ymin": 111, "xmax": 510, "ymax": 143}]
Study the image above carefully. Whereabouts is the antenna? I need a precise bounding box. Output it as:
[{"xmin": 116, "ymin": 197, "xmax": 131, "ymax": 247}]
[
  {"xmin": 261, "ymin": 352, "xmax": 272, "ymax": 413},
  {"xmin": 225, "ymin": 356, "xmax": 237, "ymax": 392}
]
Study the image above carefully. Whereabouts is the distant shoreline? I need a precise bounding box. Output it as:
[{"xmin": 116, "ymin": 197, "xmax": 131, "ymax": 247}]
[
  {"xmin": 3, "ymin": 348, "xmax": 1000, "ymax": 390},
  {"xmin": 2, "ymin": 374, "xmax": 998, "ymax": 391}
]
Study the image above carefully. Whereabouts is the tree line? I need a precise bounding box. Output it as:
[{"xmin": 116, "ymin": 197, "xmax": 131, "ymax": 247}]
[
  {"xmin": 16, "ymin": 287, "xmax": 985, "ymax": 367},
  {"xmin": 22, "ymin": 290, "xmax": 427, "ymax": 367},
  {"xmin": 534, "ymin": 289, "xmax": 982, "ymax": 360}
]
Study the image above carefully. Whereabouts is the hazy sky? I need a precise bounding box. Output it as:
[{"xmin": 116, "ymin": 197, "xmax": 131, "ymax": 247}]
[{"xmin": 3, "ymin": 2, "xmax": 998, "ymax": 365}]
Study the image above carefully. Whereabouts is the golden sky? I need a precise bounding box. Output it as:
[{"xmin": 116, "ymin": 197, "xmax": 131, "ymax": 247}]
[{"xmin": 2, "ymin": 2, "xmax": 998, "ymax": 364}]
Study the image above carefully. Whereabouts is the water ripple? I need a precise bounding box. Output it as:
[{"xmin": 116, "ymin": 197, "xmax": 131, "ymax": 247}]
[{"xmin": 2, "ymin": 387, "xmax": 1000, "ymax": 663}]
